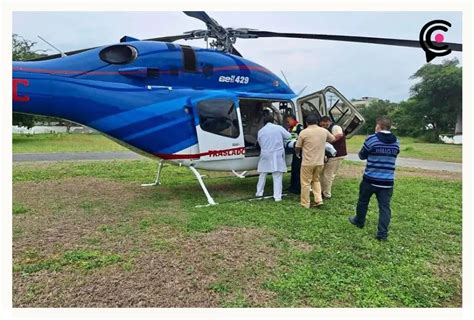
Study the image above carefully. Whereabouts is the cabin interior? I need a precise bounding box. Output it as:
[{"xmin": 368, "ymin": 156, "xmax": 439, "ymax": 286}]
[{"xmin": 239, "ymin": 99, "xmax": 296, "ymax": 157}]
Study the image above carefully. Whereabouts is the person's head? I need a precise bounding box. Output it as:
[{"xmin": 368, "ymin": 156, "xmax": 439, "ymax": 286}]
[
  {"xmin": 375, "ymin": 116, "xmax": 392, "ymax": 132},
  {"xmin": 319, "ymin": 116, "xmax": 332, "ymax": 129},
  {"xmin": 286, "ymin": 114, "xmax": 298, "ymax": 127},
  {"xmin": 263, "ymin": 113, "xmax": 274, "ymax": 125},
  {"xmin": 305, "ymin": 114, "xmax": 319, "ymax": 126}
]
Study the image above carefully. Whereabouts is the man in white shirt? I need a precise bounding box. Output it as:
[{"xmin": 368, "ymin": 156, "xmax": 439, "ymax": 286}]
[{"xmin": 256, "ymin": 113, "xmax": 292, "ymax": 201}]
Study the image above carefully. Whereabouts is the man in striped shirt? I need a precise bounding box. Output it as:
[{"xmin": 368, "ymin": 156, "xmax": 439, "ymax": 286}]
[{"xmin": 348, "ymin": 116, "xmax": 400, "ymax": 241}]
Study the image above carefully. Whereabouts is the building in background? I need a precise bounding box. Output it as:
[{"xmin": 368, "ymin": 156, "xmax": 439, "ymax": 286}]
[{"xmin": 351, "ymin": 97, "xmax": 380, "ymax": 110}]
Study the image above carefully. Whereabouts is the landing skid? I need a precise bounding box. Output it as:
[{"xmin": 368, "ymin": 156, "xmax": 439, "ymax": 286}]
[
  {"xmin": 189, "ymin": 166, "xmax": 217, "ymax": 207},
  {"xmin": 141, "ymin": 161, "xmax": 288, "ymax": 207},
  {"xmin": 141, "ymin": 159, "xmax": 164, "ymax": 187},
  {"xmin": 231, "ymin": 170, "xmax": 260, "ymax": 179},
  {"xmin": 213, "ymin": 193, "xmax": 290, "ymax": 205},
  {"xmin": 231, "ymin": 170, "xmax": 248, "ymax": 179}
]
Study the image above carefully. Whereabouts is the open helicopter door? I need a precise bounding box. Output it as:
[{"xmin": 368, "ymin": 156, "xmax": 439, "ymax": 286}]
[
  {"xmin": 192, "ymin": 96, "xmax": 245, "ymax": 161},
  {"xmin": 296, "ymin": 86, "xmax": 365, "ymax": 137}
]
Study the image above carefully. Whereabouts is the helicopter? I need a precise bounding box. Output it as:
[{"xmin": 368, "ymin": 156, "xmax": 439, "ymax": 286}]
[{"xmin": 12, "ymin": 11, "xmax": 463, "ymax": 206}]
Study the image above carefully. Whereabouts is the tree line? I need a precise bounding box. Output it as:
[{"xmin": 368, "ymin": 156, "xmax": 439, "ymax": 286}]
[{"xmin": 358, "ymin": 58, "xmax": 462, "ymax": 142}]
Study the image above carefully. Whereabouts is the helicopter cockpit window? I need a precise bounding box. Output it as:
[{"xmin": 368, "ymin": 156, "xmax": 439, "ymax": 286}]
[
  {"xmin": 197, "ymin": 99, "xmax": 240, "ymax": 139},
  {"xmin": 99, "ymin": 45, "xmax": 138, "ymax": 65}
]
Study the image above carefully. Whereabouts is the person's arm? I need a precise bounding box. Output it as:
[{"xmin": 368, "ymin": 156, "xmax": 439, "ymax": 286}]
[
  {"xmin": 359, "ymin": 137, "xmax": 371, "ymax": 160},
  {"xmin": 332, "ymin": 125, "xmax": 344, "ymax": 141},
  {"xmin": 326, "ymin": 131, "xmax": 336, "ymax": 143},
  {"xmin": 281, "ymin": 126, "xmax": 292, "ymax": 140},
  {"xmin": 295, "ymin": 131, "xmax": 304, "ymax": 159},
  {"xmin": 295, "ymin": 147, "xmax": 302, "ymax": 158}
]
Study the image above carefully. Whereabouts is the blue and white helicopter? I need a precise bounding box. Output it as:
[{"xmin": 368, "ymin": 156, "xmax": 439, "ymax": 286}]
[{"xmin": 12, "ymin": 12, "xmax": 462, "ymax": 205}]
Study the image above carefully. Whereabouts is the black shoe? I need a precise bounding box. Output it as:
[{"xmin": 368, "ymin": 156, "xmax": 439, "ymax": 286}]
[
  {"xmin": 348, "ymin": 216, "xmax": 364, "ymax": 228},
  {"xmin": 375, "ymin": 235, "xmax": 388, "ymax": 241}
]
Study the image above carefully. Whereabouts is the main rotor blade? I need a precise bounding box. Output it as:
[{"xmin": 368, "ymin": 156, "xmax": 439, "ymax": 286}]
[
  {"xmin": 183, "ymin": 11, "xmax": 241, "ymax": 56},
  {"xmin": 246, "ymin": 31, "xmax": 463, "ymax": 51},
  {"xmin": 144, "ymin": 34, "xmax": 194, "ymax": 42},
  {"xmin": 183, "ymin": 11, "xmax": 218, "ymax": 27}
]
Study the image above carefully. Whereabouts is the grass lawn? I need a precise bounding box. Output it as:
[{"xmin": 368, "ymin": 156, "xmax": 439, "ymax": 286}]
[
  {"xmin": 13, "ymin": 133, "xmax": 127, "ymax": 153},
  {"xmin": 347, "ymin": 135, "xmax": 462, "ymax": 163},
  {"xmin": 12, "ymin": 160, "xmax": 462, "ymax": 307}
]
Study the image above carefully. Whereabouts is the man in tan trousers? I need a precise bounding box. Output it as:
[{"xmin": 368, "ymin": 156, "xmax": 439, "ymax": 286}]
[
  {"xmin": 295, "ymin": 114, "xmax": 335, "ymax": 208},
  {"xmin": 319, "ymin": 116, "xmax": 347, "ymax": 199}
]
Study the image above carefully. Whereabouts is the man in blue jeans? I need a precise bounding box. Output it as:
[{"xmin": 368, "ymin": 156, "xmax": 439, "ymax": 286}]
[{"xmin": 348, "ymin": 116, "xmax": 400, "ymax": 241}]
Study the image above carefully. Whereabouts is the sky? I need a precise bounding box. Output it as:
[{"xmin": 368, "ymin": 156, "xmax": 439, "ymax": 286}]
[{"xmin": 12, "ymin": 11, "xmax": 463, "ymax": 102}]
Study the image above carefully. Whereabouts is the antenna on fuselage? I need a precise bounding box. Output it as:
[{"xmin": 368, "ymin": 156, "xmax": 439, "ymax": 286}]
[
  {"xmin": 280, "ymin": 70, "xmax": 291, "ymax": 87},
  {"xmin": 37, "ymin": 35, "xmax": 67, "ymax": 58},
  {"xmin": 281, "ymin": 70, "xmax": 306, "ymax": 96},
  {"xmin": 297, "ymin": 86, "xmax": 307, "ymax": 97}
]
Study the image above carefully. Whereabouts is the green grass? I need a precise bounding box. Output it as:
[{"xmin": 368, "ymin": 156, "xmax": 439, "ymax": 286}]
[
  {"xmin": 14, "ymin": 249, "xmax": 123, "ymax": 275},
  {"xmin": 184, "ymin": 175, "xmax": 461, "ymax": 307},
  {"xmin": 347, "ymin": 135, "xmax": 462, "ymax": 163},
  {"xmin": 13, "ymin": 202, "xmax": 29, "ymax": 215},
  {"xmin": 13, "ymin": 133, "xmax": 127, "ymax": 153},
  {"xmin": 12, "ymin": 159, "xmax": 462, "ymax": 307}
]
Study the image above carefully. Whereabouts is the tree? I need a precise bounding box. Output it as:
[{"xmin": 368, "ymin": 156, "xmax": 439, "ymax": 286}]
[
  {"xmin": 408, "ymin": 58, "xmax": 462, "ymax": 139},
  {"xmin": 12, "ymin": 34, "xmax": 47, "ymax": 61},
  {"xmin": 362, "ymin": 58, "xmax": 463, "ymax": 141},
  {"xmin": 390, "ymin": 99, "xmax": 425, "ymax": 137},
  {"xmin": 359, "ymin": 100, "xmax": 398, "ymax": 135}
]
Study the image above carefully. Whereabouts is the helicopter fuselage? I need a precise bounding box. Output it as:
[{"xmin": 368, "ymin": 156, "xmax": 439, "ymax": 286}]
[{"xmin": 13, "ymin": 40, "xmax": 298, "ymax": 170}]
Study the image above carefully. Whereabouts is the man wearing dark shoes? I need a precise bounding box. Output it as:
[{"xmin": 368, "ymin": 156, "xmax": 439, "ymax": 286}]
[
  {"xmin": 286, "ymin": 114, "xmax": 304, "ymax": 195},
  {"xmin": 348, "ymin": 116, "xmax": 400, "ymax": 240}
]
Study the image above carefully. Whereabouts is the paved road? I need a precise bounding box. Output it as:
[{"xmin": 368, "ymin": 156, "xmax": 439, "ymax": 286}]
[
  {"xmin": 345, "ymin": 153, "xmax": 462, "ymax": 173},
  {"xmin": 13, "ymin": 151, "xmax": 462, "ymax": 173}
]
